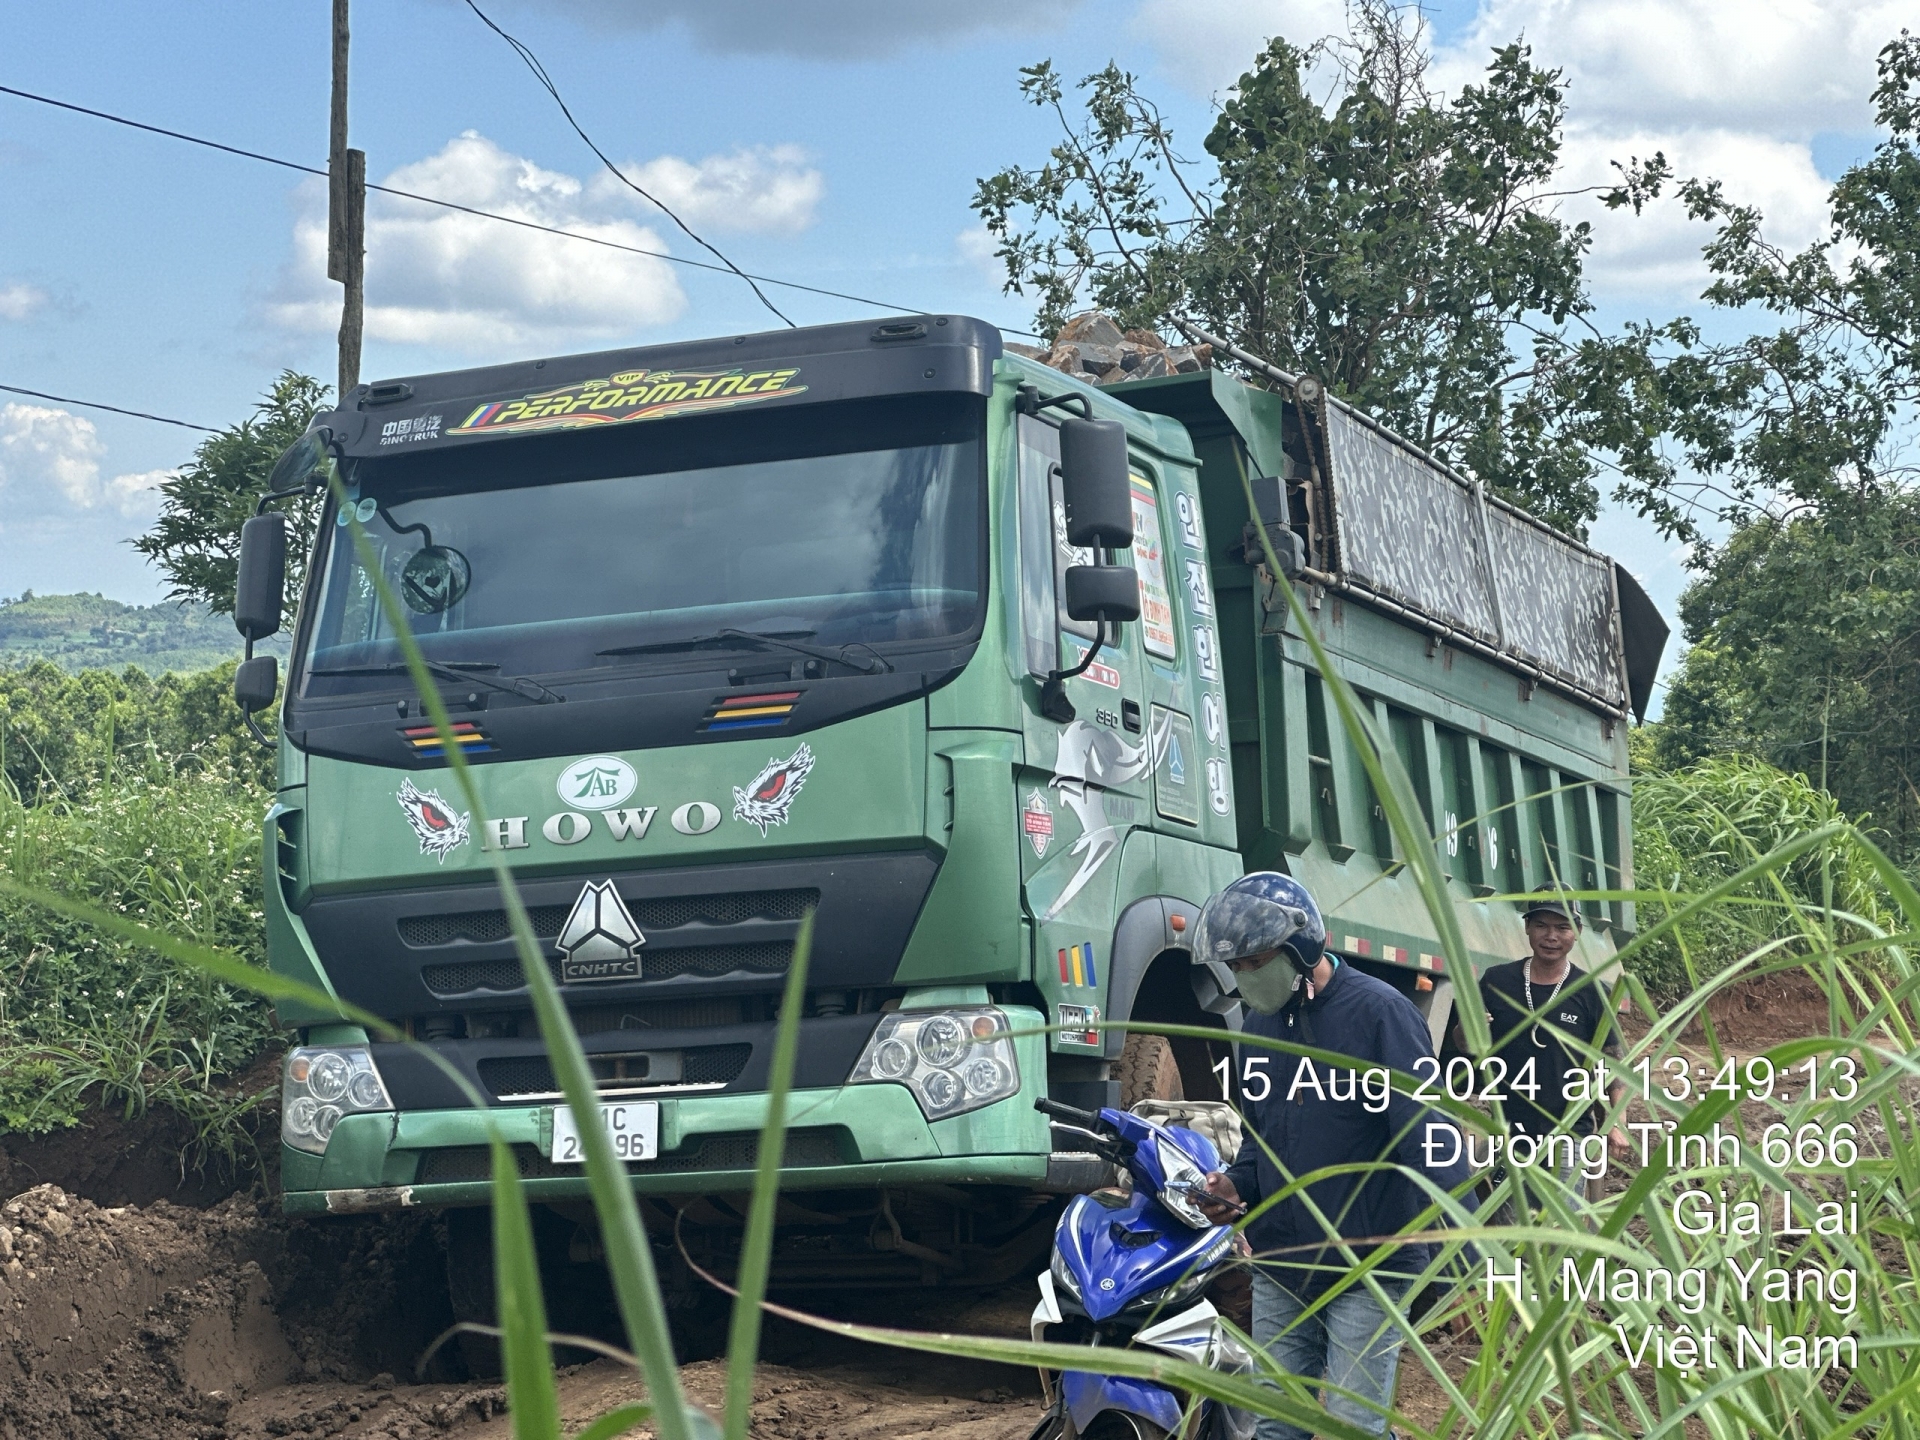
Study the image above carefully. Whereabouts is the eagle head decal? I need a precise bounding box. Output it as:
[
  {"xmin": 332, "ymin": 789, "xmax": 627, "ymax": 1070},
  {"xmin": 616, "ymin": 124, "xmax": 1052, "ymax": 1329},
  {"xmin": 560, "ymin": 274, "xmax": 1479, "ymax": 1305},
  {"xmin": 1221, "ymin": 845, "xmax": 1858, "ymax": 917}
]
[
  {"xmin": 397, "ymin": 778, "xmax": 471, "ymax": 862},
  {"xmin": 732, "ymin": 744, "xmax": 816, "ymax": 837}
]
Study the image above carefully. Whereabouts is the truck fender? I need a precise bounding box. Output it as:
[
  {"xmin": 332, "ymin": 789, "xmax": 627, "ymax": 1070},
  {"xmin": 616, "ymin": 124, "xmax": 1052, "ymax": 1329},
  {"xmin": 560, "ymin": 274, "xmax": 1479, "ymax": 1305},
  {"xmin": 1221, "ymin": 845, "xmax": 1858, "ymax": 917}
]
[{"xmin": 1102, "ymin": 895, "xmax": 1202, "ymax": 1062}]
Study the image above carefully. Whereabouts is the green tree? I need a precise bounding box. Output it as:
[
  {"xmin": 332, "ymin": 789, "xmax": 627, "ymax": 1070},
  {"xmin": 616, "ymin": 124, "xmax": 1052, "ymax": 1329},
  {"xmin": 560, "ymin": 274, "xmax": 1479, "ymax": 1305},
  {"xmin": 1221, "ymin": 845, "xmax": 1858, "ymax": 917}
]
[
  {"xmin": 1650, "ymin": 492, "xmax": 1920, "ymax": 864},
  {"xmin": 972, "ymin": 2, "xmax": 1680, "ymax": 536},
  {"xmin": 132, "ymin": 371, "xmax": 328, "ymax": 614}
]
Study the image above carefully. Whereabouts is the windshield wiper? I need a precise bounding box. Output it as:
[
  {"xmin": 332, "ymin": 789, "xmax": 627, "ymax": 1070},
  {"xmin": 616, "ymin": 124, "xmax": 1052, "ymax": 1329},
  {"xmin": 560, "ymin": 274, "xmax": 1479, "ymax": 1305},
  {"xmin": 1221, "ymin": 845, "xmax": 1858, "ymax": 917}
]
[
  {"xmin": 308, "ymin": 659, "xmax": 565, "ymax": 703},
  {"xmin": 596, "ymin": 627, "xmax": 892, "ymax": 675}
]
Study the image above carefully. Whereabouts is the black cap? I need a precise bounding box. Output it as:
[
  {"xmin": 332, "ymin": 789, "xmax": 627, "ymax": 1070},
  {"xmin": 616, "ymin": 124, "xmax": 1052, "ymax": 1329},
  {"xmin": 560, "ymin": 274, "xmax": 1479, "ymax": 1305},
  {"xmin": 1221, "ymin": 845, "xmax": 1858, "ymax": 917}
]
[{"xmin": 1521, "ymin": 890, "xmax": 1583, "ymax": 926}]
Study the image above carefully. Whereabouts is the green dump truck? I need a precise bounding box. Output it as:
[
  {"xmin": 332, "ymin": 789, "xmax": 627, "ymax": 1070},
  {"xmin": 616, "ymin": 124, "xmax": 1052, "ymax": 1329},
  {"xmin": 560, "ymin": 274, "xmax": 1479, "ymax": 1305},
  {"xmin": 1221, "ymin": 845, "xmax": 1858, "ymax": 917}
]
[{"xmin": 236, "ymin": 314, "xmax": 1665, "ymax": 1295}]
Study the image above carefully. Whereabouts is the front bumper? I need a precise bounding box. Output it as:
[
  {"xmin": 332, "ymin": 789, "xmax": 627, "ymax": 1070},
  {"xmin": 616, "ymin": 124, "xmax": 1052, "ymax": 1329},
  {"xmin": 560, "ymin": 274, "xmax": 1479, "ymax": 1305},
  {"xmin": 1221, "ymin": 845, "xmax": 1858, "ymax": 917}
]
[{"xmin": 281, "ymin": 1023, "xmax": 1055, "ymax": 1215}]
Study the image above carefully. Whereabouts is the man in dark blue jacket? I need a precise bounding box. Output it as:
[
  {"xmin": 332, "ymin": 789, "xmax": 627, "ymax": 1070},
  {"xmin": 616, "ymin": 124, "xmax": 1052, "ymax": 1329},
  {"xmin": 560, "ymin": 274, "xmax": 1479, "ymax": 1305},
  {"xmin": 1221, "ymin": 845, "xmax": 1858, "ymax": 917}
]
[{"xmin": 1192, "ymin": 873, "xmax": 1471, "ymax": 1440}]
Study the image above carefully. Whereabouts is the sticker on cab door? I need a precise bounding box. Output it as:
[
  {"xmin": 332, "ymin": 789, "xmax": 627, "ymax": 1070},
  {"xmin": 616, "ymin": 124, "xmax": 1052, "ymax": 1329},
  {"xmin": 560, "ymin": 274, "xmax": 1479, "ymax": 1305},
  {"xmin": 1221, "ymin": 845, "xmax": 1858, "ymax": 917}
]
[{"xmin": 1023, "ymin": 789, "xmax": 1054, "ymax": 858}]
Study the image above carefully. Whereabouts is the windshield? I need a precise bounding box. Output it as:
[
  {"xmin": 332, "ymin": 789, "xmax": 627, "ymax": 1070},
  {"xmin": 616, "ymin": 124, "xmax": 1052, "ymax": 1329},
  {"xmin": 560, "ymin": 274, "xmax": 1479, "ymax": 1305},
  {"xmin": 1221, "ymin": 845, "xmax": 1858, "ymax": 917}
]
[{"xmin": 297, "ymin": 396, "xmax": 984, "ymax": 699}]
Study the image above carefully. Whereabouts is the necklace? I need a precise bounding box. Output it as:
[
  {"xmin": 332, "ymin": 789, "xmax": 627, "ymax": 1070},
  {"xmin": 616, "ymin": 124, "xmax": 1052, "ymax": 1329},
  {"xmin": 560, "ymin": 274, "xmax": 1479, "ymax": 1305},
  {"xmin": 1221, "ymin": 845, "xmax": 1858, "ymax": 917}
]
[{"xmin": 1524, "ymin": 958, "xmax": 1567, "ymax": 1048}]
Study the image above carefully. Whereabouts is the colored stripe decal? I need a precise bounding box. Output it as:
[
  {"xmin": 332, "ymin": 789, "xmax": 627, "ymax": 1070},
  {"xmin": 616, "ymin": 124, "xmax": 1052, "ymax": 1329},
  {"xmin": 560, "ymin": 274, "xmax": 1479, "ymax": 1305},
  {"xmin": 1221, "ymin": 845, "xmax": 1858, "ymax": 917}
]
[
  {"xmin": 1071, "ymin": 947, "xmax": 1086, "ymax": 987},
  {"xmin": 708, "ymin": 704, "xmax": 794, "ymax": 719},
  {"xmin": 1083, "ymin": 944, "xmax": 1098, "ymax": 987},
  {"xmin": 702, "ymin": 716, "xmax": 788, "ymax": 732},
  {"xmin": 717, "ymin": 691, "xmax": 801, "ymax": 707},
  {"xmin": 1058, "ymin": 948, "xmax": 1070, "ymax": 983}
]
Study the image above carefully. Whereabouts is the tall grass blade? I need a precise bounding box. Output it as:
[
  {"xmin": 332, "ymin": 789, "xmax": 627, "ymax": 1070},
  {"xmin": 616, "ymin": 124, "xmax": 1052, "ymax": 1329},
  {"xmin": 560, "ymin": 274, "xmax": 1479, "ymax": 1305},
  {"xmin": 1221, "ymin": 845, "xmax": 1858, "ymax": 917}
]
[
  {"xmin": 492, "ymin": 1135, "xmax": 562, "ymax": 1440},
  {"xmin": 570, "ymin": 1407, "xmax": 653, "ymax": 1440},
  {"xmin": 331, "ymin": 486, "xmax": 698, "ymax": 1440},
  {"xmin": 722, "ymin": 910, "xmax": 815, "ymax": 1440}
]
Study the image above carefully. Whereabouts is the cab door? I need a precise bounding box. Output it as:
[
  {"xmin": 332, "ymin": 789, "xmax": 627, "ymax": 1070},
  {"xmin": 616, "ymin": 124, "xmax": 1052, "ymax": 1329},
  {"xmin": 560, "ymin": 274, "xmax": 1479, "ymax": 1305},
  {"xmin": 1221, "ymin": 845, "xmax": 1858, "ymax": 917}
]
[{"xmin": 1012, "ymin": 412, "xmax": 1153, "ymax": 998}]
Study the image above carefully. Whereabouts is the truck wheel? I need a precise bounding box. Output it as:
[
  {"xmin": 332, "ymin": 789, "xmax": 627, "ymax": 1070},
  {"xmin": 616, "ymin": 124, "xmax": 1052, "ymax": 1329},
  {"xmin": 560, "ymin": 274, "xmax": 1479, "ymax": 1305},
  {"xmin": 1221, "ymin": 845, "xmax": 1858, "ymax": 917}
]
[
  {"xmin": 1116, "ymin": 1034, "xmax": 1185, "ymax": 1107},
  {"xmin": 443, "ymin": 1207, "xmax": 500, "ymax": 1379}
]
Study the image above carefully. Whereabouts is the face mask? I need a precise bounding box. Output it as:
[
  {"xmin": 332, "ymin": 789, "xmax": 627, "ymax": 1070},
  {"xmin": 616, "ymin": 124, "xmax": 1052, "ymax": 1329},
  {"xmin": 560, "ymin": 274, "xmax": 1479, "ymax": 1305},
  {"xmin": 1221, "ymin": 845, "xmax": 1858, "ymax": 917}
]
[{"xmin": 1235, "ymin": 955, "xmax": 1299, "ymax": 1014}]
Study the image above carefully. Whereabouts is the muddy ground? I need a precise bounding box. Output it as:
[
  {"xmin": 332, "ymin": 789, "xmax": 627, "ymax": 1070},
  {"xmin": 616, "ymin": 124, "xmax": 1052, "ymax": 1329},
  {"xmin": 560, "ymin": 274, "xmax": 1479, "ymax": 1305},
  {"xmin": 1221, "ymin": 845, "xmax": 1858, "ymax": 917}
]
[{"xmin": 0, "ymin": 974, "xmax": 1863, "ymax": 1439}]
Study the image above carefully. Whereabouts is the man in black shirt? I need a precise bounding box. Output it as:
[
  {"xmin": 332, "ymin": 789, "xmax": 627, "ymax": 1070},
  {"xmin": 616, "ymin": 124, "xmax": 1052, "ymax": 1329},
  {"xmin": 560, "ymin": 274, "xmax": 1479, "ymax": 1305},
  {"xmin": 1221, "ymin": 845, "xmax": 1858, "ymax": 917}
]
[{"xmin": 1450, "ymin": 893, "xmax": 1628, "ymax": 1200}]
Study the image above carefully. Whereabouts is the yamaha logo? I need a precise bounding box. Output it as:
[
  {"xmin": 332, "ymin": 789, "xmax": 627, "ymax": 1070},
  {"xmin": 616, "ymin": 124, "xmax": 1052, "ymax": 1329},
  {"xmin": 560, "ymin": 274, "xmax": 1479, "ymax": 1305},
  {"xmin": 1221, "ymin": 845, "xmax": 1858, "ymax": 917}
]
[{"xmin": 555, "ymin": 881, "xmax": 646, "ymax": 983}]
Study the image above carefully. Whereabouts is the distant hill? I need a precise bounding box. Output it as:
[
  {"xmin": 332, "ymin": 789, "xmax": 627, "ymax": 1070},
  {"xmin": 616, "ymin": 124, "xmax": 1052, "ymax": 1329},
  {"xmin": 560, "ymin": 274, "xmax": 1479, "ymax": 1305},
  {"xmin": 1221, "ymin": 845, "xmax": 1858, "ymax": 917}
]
[{"xmin": 0, "ymin": 591, "xmax": 287, "ymax": 674}]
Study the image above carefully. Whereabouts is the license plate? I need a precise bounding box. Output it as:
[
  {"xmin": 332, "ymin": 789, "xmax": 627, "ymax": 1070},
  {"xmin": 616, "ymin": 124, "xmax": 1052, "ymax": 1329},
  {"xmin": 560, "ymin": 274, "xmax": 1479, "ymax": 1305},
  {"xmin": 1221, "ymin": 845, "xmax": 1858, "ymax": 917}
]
[{"xmin": 549, "ymin": 1101, "xmax": 659, "ymax": 1164}]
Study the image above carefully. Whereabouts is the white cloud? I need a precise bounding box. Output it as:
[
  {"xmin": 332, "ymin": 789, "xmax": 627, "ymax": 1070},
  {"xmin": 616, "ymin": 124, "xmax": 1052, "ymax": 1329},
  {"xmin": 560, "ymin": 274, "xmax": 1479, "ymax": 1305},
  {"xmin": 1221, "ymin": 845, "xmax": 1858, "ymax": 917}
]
[
  {"xmin": 270, "ymin": 131, "xmax": 688, "ymax": 354},
  {"xmin": 1558, "ymin": 127, "xmax": 1834, "ymax": 297},
  {"xmin": 102, "ymin": 468, "xmax": 175, "ymax": 519},
  {"xmin": 0, "ymin": 403, "xmax": 168, "ymax": 517},
  {"xmin": 1436, "ymin": 0, "xmax": 1908, "ymax": 140},
  {"xmin": 0, "ymin": 283, "xmax": 46, "ymax": 322},
  {"xmin": 1131, "ymin": 0, "xmax": 1346, "ymax": 95},
  {"xmin": 1426, "ymin": 0, "xmax": 1903, "ymax": 302},
  {"xmin": 516, "ymin": 0, "xmax": 1079, "ymax": 58},
  {"xmin": 596, "ymin": 145, "xmax": 824, "ymax": 233},
  {"xmin": 0, "ymin": 402, "xmax": 105, "ymax": 509},
  {"xmin": 954, "ymin": 225, "xmax": 1002, "ymax": 285}
]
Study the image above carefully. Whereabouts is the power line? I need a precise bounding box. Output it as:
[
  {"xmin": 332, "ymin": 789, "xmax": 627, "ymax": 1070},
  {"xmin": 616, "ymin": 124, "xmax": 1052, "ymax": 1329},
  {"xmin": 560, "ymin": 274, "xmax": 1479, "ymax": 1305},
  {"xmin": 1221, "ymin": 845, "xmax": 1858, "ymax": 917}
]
[
  {"xmin": 0, "ymin": 82, "xmax": 932, "ymax": 320},
  {"xmin": 0, "ymin": 383, "xmax": 215, "ymax": 431},
  {"xmin": 459, "ymin": 0, "xmax": 793, "ymax": 328}
]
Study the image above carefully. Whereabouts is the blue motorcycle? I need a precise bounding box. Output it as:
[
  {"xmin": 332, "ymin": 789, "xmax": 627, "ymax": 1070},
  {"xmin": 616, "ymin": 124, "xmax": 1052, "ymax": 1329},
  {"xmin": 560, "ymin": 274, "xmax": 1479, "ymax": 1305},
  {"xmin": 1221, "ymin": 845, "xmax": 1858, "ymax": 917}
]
[{"xmin": 1029, "ymin": 1098, "xmax": 1257, "ymax": 1440}]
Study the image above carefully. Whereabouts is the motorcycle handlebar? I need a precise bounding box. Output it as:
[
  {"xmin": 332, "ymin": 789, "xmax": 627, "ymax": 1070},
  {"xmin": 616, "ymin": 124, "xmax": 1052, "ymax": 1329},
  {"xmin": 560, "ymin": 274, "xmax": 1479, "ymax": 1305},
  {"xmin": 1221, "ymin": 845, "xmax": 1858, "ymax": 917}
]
[{"xmin": 1034, "ymin": 1097, "xmax": 1105, "ymax": 1129}]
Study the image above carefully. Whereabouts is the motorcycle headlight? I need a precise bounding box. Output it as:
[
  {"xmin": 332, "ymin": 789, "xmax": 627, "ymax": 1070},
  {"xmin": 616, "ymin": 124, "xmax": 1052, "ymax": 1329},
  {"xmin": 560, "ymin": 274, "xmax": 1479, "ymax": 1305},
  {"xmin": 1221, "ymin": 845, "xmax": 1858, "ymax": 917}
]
[
  {"xmin": 850, "ymin": 1008, "xmax": 1021, "ymax": 1121},
  {"xmin": 282, "ymin": 1045, "xmax": 392, "ymax": 1155},
  {"xmin": 1155, "ymin": 1136, "xmax": 1213, "ymax": 1229},
  {"xmin": 1128, "ymin": 1267, "xmax": 1212, "ymax": 1315},
  {"xmin": 1051, "ymin": 1246, "xmax": 1085, "ymax": 1303},
  {"xmin": 1126, "ymin": 1230, "xmax": 1235, "ymax": 1315}
]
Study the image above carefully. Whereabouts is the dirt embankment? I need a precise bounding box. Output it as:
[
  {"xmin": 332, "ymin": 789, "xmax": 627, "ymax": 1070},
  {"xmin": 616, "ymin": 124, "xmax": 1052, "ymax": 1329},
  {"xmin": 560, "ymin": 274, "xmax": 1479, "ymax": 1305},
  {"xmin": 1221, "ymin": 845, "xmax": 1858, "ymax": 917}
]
[{"xmin": 0, "ymin": 1182, "xmax": 1040, "ymax": 1440}]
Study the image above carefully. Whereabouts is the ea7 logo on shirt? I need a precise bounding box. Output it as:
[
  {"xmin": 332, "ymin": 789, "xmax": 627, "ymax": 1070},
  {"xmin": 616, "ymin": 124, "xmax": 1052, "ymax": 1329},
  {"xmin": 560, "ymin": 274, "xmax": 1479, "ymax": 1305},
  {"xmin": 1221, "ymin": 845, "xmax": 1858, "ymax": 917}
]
[
  {"xmin": 1559, "ymin": 1012, "xmax": 1580, "ymax": 1025},
  {"xmin": 396, "ymin": 779, "xmax": 470, "ymax": 862},
  {"xmin": 732, "ymin": 743, "xmax": 815, "ymax": 836}
]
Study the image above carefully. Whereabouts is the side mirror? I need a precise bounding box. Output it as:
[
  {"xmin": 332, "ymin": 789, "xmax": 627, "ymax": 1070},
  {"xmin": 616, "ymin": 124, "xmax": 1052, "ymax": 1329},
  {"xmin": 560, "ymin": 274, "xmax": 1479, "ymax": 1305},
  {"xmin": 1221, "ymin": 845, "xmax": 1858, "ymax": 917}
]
[
  {"xmin": 265, "ymin": 428, "xmax": 332, "ymax": 495},
  {"xmin": 234, "ymin": 655, "xmax": 279, "ymax": 715},
  {"xmin": 1058, "ymin": 417, "xmax": 1133, "ymax": 549},
  {"xmin": 1064, "ymin": 565, "xmax": 1140, "ymax": 624},
  {"xmin": 235, "ymin": 513, "xmax": 287, "ymax": 642}
]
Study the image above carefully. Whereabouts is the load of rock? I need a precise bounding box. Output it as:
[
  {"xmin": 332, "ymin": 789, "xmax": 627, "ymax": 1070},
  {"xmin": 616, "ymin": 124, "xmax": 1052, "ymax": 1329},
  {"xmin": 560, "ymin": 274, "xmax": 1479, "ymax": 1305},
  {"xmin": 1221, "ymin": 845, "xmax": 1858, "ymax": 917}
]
[{"xmin": 1004, "ymin": 311, "xmax": 1211, "ymax": 385}]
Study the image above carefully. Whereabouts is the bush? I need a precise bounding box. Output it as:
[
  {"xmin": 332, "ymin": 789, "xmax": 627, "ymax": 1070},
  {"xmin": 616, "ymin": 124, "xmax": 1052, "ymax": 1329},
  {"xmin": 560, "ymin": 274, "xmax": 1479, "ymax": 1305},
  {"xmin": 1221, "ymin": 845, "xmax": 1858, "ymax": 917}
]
[
  {"xmin": 1628, "ymin": 753, "xmax": 1899, "ymax": 1002},
  {"xmin": 0, "ymin": 688, "xmax": 275, "ymax": 1155},
  {"xmin": 0, "ymin": 659, "xmax": 272, "ymax": 801}
]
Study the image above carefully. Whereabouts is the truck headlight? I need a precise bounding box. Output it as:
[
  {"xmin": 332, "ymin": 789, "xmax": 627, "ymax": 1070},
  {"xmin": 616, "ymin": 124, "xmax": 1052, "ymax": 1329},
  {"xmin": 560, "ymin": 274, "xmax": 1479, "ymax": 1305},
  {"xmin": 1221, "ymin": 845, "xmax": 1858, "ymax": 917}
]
[
  {"xmin": 283, "ymin": 1045, "xmax": 393, "ymax": 1155},
  {"xmin": 850, "ymin": 1008, "xmax": 1020, "ymax": 1120}
]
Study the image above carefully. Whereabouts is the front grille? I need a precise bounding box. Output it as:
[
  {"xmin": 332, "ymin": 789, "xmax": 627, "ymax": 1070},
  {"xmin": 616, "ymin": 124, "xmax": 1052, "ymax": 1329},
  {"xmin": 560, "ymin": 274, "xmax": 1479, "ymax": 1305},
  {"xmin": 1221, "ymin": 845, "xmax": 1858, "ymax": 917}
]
[
  {"xmin": 398, "ymin": 888, "xmax": 818, "ymax": 948},
  {"xmin": 477, "ymin": 1044, "xmax": 751, "ymax": 1100},
  {"xmin": 415, "ymin": 1127, "xmax": 842, "ymax": 1183},
  {"xmin": 570, "ymin": 998, "xmax": 755, "ymax": 1033},
  {"xmin": 644, "ymin": 941, "xmax": 790, "ymax": 981},
  {"xmin": 421, "ymin": 941, "xmax": 791, "ymax": 996},
  {"xmin": 399, "ymin": 904, "xmax": 573, "ymax": 949},
  {"xmin": 420, "ymin": 957, "xmax": 544, "ymax": 994}
]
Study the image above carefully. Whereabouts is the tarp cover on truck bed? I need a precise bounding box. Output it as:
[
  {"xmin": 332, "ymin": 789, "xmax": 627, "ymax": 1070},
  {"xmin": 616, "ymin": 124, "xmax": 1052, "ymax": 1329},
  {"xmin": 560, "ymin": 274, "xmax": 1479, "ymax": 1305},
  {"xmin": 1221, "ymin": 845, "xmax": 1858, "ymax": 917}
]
[{"xmin": 1309, "ymin": 393, "xmax": 1655, "ymax": 717}]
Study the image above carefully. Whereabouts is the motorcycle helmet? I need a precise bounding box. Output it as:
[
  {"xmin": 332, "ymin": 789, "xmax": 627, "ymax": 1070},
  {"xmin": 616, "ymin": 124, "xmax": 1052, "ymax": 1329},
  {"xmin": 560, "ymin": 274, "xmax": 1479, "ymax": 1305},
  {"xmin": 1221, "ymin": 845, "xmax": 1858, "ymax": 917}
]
[{"xmin": 1190, "ymin": 873, "xmax": 1326, "ymax": 1012}]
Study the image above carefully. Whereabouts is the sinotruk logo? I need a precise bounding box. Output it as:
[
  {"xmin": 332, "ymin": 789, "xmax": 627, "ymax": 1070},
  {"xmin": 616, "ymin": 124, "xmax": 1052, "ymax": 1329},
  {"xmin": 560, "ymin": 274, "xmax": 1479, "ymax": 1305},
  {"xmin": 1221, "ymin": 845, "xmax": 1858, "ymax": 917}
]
[{"xmin": 557, "ymin": 755, "xmax": 638, "ymax": 811}]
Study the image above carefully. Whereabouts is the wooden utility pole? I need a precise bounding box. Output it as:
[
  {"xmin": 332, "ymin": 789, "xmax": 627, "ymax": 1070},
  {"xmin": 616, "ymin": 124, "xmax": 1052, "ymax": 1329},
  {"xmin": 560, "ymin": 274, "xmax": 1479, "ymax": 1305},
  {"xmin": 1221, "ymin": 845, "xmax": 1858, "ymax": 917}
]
[{"xmin": 327, "ymin": 0, "xmax": 365, "ymax": 403}]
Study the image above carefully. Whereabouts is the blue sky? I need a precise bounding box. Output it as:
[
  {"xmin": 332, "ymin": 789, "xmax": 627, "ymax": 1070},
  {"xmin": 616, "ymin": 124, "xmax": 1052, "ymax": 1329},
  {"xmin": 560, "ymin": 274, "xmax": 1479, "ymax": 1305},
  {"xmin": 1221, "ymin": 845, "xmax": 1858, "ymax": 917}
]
[{"xmin": 0, "ymin": 0, "xmax": 1901, "ymax": 709}]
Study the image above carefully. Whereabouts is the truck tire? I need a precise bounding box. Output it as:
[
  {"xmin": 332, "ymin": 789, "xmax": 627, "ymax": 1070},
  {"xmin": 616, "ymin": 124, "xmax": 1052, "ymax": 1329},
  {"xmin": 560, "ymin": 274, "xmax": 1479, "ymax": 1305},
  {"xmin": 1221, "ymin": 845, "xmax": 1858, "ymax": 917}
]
[
  {"xmin": 1116, "ymin": 1034, "xmax": 1185, "ymax": 1107},
  {"xmin": 443, "ymin": 1207, "xmax": 500, "ymax": 1379}
]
